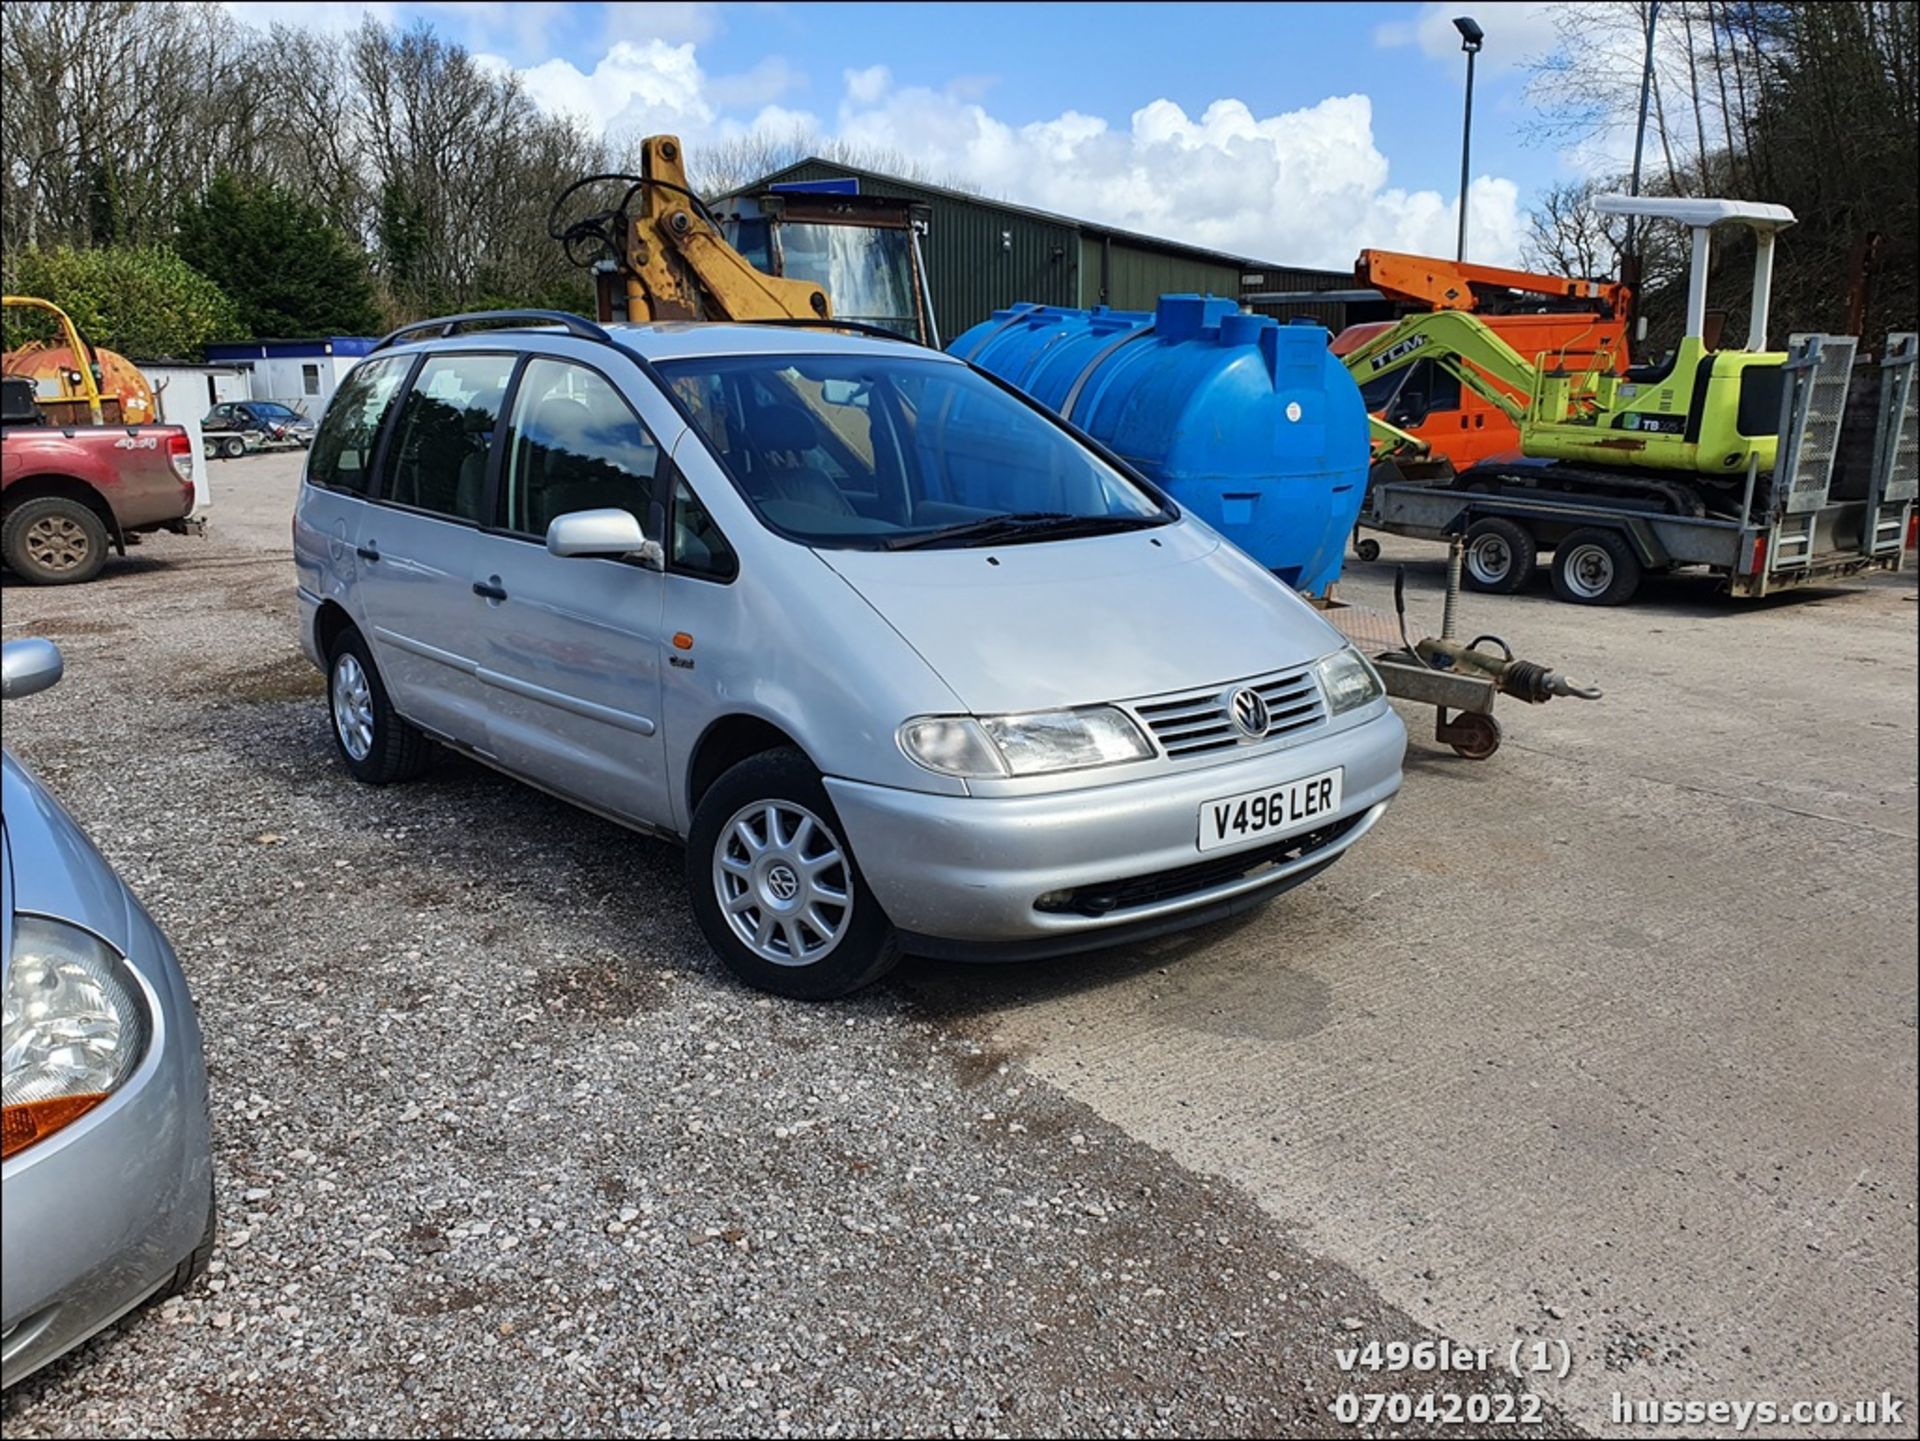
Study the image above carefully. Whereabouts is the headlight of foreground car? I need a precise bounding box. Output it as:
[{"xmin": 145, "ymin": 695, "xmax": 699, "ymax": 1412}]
[
  {"xmin": 900, "ymin": 706, "xmax": 1154, "ymax": 778},
  {"xmin": 1313, "ymin": 645, "xmax": 1387, "ymax": 715},
  {"xmin": 2, "ymin": 916, "xmax": 150, "ymax": 1159}
]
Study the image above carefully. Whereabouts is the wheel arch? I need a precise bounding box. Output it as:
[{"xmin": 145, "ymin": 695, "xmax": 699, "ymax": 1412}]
[
  {"xmin": 1, "ymin": 474, "xmax": 124, "ymax": 550},
  {"xmin": 312, "ymin": 599, "xmax": 357, "ymax": 663},
  {"xmin": 685, "ymin": 713, "xmax": 812, "ymax": 821}
]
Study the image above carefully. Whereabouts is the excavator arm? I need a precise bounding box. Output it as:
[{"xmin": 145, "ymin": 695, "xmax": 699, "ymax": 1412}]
[
  {"xmin": 1340, "ymin": 310, "xmax": 1540, "ymax": 428},
  {"xmin": 557, "ymin": 136, "xmax": 835, "ymax": 325},
  {"xmin": 1354, "ymin": 249, "xmax": 1629, "ymax": 317}
]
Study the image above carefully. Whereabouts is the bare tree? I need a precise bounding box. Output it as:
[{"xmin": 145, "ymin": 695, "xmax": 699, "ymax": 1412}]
[
  {"xmin": 685, "ymin": 128, "xmax": 986, "ymax": 200},
  {"xmin": 1522, "ymin": 179, "xmax": 1629, "ymax": 279}
]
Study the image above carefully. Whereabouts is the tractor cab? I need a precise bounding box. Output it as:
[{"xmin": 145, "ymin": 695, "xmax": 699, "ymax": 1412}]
[{"xmin": 714, "ymin": 186, "xmax": 938, "ymax": 346}]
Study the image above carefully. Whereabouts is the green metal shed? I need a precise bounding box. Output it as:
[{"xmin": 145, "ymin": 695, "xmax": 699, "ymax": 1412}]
[{"xmin": 721, "ymin": 158, "xmax": 1285, "ymax": 339}]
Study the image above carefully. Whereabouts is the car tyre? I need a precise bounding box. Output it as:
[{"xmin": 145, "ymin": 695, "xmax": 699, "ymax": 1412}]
[
  {"xmin": 686, "ymin": 747, "xmax": 901, "ymax": 1000},
  {"xmin": 1463, "ymin": 517, "xmax": 1537, "ymax": 594},
  {"xmin": 326, "ymin": 626, "xmax": 433, "ymax": 784},
  {"xmin": 1550, "ymin": 527, "xmax": 1641, "ymax": 606},
  {"xmin": 3, "ymin": 495, "xmax": 110, "ymax": 584},
  {"xmin": 219, "ymin": 435, "xmax": 245, "ymax": 460},
  {"xmin": 162, "ymin": 1180, "xmax": 217, "ymax": 1299}
]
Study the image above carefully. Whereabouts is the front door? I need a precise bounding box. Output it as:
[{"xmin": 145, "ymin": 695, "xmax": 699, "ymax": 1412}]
[{"xmin": 467, "ymin": 354, "xmax": 676, "ymax": 828}]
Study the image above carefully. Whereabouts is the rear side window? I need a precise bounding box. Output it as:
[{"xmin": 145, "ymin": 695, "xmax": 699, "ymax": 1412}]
[
  {"xmin": 307, "ymin": 357, "xmax": 408, "ymax": 496},
  {"xmin": 384, "ymin": 353, "xmax": 515, "ymax": 522},
  {"xmin": 502, "ymin": 359, "xmax": 663, "ymax": 536}
]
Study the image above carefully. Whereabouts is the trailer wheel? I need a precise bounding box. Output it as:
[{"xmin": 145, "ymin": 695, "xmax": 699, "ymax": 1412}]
[
  {"xmin": 201, "ymin": 438, "xmax": 217, "ymax": 460},
  {"xmin": 1354, "ymin": 537, "xmax": 1382, "ymax": 562},
  {"xmin": 219, "ymin": 435, "xmax": 245, "ymax": 460},
  {"xmin": 1463, "ymin": 518, "xmax": 1536, "ymax": 594},
  {"xmin": 1551, "ymin": 528, "xmax": 1641, "ymax": 606},
  {"xmin": 1438, "ymin": 710, "xmax": 1502, "ymax": 760}
]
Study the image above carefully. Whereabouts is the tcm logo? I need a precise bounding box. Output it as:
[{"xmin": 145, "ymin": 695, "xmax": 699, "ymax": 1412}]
[{"xmin": 1369, "ymin": 334, "xmax": 1428, "ymax": 371}]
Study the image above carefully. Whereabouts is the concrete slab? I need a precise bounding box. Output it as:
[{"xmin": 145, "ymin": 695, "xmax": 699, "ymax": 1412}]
[{"xmin": 910, "ymin": 539, "xmax": 1919, "ymax": 1434}]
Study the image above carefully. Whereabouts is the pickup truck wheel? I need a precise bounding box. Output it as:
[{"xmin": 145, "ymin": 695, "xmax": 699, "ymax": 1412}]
[
  {"xmin": 1551, "ymin": 528, "xmax": 1642, "ymax": 606},
  {"xmin": 687, "ymin": 748, "xmax": 900, "ymax": 1000},
  {"xmin": 326, "ymin": 627, "xmax": 433, "ymax": 784},
  {"xmin": 1463, "ymin": 518, "xmax": 1537, "ymax": 594},
  {"xmin": 3, "ymin": 496, "xmax": 110, "ymax": 584}
]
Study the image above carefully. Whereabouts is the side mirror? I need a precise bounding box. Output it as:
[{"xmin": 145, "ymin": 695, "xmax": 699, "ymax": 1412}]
[
  {"xmin": 1, "ymin": 638, "xmax": 65, "ymax": 699},
  {"xmin": 545, "ymin": 508, "xmax": 664, "ymax": 571}
]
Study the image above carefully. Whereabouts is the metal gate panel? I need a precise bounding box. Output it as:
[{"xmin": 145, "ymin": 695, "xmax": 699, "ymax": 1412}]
[
  {"xmin": 1777, "ymin": 333, "xmax": 1858, "ymax": 514},
  {"xmin": 1870, "ymin": 333, "xmax": 1917, "ymax": 506}
]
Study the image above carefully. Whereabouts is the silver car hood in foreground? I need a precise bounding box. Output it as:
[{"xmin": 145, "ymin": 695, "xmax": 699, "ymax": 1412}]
[
  {"xmin": 1, "ymin": 749, "xmax": 133, "ymax": 961},
  {"xmin": 818, "ymin": 522, "xmax": 1347, "ymax": 714}
]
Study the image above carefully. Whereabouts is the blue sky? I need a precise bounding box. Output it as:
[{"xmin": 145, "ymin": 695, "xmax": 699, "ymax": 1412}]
[{"xmin": 238, "ymin": 1, "xmax": 1573, "ymax": 267}]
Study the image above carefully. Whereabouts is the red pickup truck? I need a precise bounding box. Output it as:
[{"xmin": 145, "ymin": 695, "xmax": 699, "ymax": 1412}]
[{"xmin": 2, "ymin": 377, "xmax": 200, "ymax": 584}]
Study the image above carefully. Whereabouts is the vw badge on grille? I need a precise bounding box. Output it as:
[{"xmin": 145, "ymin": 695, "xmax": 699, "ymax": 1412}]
[{"xmin": 1229, "ymin": 686, "xmax": 1271, "ymax": 739}]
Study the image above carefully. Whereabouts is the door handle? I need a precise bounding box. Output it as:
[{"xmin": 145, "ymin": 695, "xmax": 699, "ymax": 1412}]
[
  {"xmin": 473, "ymin": 578, "xmax": 508, "ymax": 601},
  {"xmin": 355, "ymin": 545, "xmax": 380, "ymax": 562}
]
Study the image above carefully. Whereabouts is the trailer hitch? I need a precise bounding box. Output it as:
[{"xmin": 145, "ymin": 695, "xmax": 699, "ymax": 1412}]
[{"xmin": 1412, "ymin": 635, "xmax": 1604, "ymax": 703}]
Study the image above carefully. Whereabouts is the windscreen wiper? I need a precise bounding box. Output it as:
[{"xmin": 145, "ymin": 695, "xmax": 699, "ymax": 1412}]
[{"xmin": 880, "ymin": 511, "xmax": 1161, "ymax": 551}]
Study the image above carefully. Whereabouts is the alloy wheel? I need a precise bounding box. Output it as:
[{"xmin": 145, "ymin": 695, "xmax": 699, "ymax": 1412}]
[
  {"xmin": 712, "ymin": 800, "xmax": 853, "ymax": 967},
  {"xmin": 331, "ymin": 652, "xmax": 375, "ymax": 761}
]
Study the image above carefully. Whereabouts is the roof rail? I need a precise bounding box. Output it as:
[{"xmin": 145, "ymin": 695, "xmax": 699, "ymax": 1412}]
[
  {"xmin": 370, "ymin": 309, "xmax": 613, "ymax": 354},
  {"xmin": 733, "ymin": 316, "xmax": 932, "ymax": 348}
]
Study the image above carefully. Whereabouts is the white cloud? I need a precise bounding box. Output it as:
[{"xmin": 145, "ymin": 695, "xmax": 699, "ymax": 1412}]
[
  {"xmin": 819, "ymin": 80, "xmax": 1523, "ymax": 267},
  {"xmin": 1373, "ymin": 1, "xmax": 1561, "ymax": 71},
  {"xmin": 508, "ymin": 38, "xmax": 713, "ymax": 136},
  {"xmin": 242, "ymin": 9, "xmax": 1530, "ymax": 269},
  {"xmin": 843, "ymin": 65, "xmax": 891, "ymax": 106}
]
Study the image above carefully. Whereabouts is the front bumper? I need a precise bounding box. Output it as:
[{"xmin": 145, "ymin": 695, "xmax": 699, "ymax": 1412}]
[
  {"xmin": 1, "ymin": 905, "xmax": 213, "ymax": 1389},
  {"xmin": 825, "ymin": 704, "xmax": 1406, "ymax": 955}
]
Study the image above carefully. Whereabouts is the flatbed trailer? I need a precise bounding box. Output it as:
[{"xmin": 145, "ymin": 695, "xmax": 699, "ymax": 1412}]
[{"xmin": 1359, "ymin": 332, "xmax": 1917, "ymax": 605}]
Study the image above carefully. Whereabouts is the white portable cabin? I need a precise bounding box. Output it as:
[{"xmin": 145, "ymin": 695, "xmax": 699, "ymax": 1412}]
[{"xmin": 198, "ymin": 336, "xmax": 380, "ymax": 418}]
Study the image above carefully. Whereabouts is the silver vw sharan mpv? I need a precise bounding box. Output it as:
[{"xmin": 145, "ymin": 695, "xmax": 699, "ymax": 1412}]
[{"xmin": 292, "ymin": 311, "xmax": 1406, "ymax": 998}]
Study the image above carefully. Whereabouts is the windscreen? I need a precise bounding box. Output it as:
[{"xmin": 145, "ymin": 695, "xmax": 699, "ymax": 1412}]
[
  {"xmin": 657, "ymin": 352, "xmax": 1168, "ymax": 550},
  {"xmin": 775, "ymin": 225, "xmax": 919, "ymax": 338}
]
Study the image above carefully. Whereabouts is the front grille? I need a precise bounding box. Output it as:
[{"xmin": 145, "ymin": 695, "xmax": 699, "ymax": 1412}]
[
  {"xmin": 1130, "ymin": 666, "xmax": 1327, "ymax": 758},
  {"xmin": 1036, "ymin": 813, "xmax": 1363, "ymax": 918}
]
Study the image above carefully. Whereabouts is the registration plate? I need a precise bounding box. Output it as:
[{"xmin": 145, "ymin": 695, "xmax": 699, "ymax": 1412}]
[{"xmin": 1198, "ymin": 768, "xmax": 1343, "ymax": 853}]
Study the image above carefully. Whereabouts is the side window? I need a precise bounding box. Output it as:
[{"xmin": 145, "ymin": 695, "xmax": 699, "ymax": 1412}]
[
  {"xmin": 383, "ymin": 353, "xmax": 514, "ymax": 522},
  {"xmin": 670, "ymin": 477, "xmax": 737, "ymax": 581},
  {"xmin": 1387, "ymin": 360, "xmax": 1460, "ymax": 424},
  {"xmin": 301, "ymin": 363, "xmax": 321, "ymax": 396},
  {"xmin": 306, "ymin": 356, "xmax": 409, "ymax": 497},
  {"xmin": 503, "ymin": 359, "xmax": 662, "ymax": 536}
]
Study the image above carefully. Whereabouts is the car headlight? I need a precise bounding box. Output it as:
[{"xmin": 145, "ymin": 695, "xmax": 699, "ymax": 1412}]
[
  {"xmin": 1313, "ymin": 646, "xmax": 1386, "ymax": 715},
  {"xmin": 899, "ymin": 706, "xmax": 1153, "ymax": 778},
  {"xmin": 2, "ymin": 916, "xmax": 150, "ymax": 1159}
]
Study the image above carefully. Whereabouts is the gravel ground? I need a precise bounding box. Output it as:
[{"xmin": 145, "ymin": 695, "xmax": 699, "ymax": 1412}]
[{"xmin": 0, "ymin": 456, "xmax": 1575, "ymax": 1437}]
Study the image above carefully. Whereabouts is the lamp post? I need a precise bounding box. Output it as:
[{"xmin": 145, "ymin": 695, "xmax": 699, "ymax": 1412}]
[
  {"xmin": 1625, "ymin": 1, "xmax": 1661, "ymax": 260},
  {"xmin": 1453, "ymin": 15, "xmax": 1484, "ymax": 262}
]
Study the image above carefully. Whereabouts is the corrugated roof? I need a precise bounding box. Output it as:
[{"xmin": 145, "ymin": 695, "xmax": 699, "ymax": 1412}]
[{"xmin": 727, "ymin": 158, "xmax": 1338, "ymax": 277}]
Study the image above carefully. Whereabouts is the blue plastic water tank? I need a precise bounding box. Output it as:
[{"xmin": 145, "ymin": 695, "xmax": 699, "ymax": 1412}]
[{"xmin": 949, "ymin": 294, "xmax": 1368, "ymax": 595}]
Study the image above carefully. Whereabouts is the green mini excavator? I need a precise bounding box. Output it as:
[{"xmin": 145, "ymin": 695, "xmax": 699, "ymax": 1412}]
[{"xmin": 1349, "ymin": 196, "xmax": 1799, "ymax": 513}]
